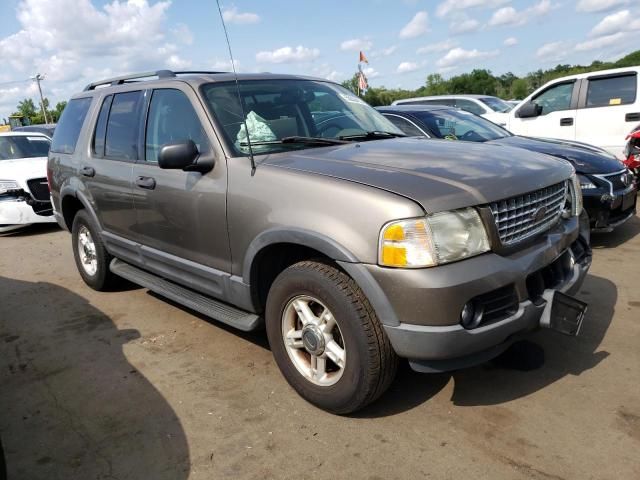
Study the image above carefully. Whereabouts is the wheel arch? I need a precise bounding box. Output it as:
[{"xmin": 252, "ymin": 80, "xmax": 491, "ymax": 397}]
[{"xmin": 60, "ymin": 188, "xmax": 101, "ymax": 232}]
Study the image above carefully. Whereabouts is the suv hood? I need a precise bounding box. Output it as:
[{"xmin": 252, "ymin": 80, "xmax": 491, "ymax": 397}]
[
  {"xmin": 262, "ymin": 138, "xmax": 573, "ymax": 213},
  {"xmin": 0, "ymin": 157, "xmax": 48, "ymax": 188},
  {"xmin": 488, "ymin": 136, "xmax": 624, "ymax": 174}
]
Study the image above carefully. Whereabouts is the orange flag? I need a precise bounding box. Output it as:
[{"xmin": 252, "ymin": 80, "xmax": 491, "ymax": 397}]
[{"xmin": 359, "ymin": 51, "xmax": 369, "ymax": 64}]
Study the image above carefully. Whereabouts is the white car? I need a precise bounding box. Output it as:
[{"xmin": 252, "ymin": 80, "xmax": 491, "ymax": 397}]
[
  {"xmin": 0, "ymin": 132, "xmax": 56, "ymax": 233},
  {"xmin": 507, "ymin": 66, "xmax": 640, "ymax": 159},
  {"xmin": 392, "ymin": 94, "xmax": 512, "ymax": 126}
]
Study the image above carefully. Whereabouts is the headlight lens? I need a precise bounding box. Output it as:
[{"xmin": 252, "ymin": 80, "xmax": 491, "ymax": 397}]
[
  {"xmin": 569, "ymin": 173, "xmax": 584, "ymax": 217},
  {"xmin": 0, "ymin": 180, "xmax": 20, "ymax": 195},
  {"xmin": 578, "ymin": 174, "xmax": 597, "ymax": 190},
  {"xmin": 379, "ymin": 208, "xmax": 490, "ymax": 268}
]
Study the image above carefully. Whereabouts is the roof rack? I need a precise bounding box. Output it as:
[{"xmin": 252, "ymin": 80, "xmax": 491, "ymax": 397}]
[{"xmin": 83, "ymin": 70, "xmax": 228, "ymax": 91}]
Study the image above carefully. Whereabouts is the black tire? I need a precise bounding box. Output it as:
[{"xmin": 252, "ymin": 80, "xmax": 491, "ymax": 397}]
[
  {"xmin": 71, "ymin": 209, "xmax": 118, "ymax": 291},
  {"xmin": 265, "ymin": 260, "xmax": 398, "ymax": 414}
]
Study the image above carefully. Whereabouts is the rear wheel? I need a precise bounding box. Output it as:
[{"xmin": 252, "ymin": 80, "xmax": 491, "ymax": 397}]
[
  {"xmin": 265, "ymin": 261, "xmax": 397, "ymax": 414},
  {"xmin": 72, "ymin": 210, "xmax": 118, "ymax": 291}
]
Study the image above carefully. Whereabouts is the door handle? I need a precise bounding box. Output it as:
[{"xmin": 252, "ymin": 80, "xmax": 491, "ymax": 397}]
[
  {"xmin": 81, "ymin": 166, "xmax": 95, "ymax": 177},
  {"xmin": 560, "ymin": 117, "xmax": 574, "ymax": 126},
  {"xmin": 135, "ymin": 176, "xmax": 156, "ymax": 190},
  {"xmin": 626, "ymin": 112, "xmax": 640, "ymax": 122}
]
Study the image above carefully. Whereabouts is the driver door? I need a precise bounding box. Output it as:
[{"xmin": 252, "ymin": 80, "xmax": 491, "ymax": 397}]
[
  {"xmin": 510, "ymin": 81, "xmax": 578, "ymax": 141},
  {"xmin": 132, "ymin": 86, "xmax": 230, "ymax": 282}
]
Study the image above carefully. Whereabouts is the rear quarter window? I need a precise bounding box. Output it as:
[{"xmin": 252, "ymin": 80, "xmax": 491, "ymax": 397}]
[
  {"xmin": 50, "ymin": 97, "xmax": 92, "ymax": 154},
  {"xmin": 586, "ymin": 74, "xmax": 637, "ymax": 107}
]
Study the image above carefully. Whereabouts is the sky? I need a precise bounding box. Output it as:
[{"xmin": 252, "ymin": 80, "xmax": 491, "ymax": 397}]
[{"xmin": 0, "ymin": 0, "xmax": 638, "ymax": 121}]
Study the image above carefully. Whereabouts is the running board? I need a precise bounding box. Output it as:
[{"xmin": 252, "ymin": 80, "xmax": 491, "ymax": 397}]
[{"xmin": 110, "ymin": 259, "xmax": 261, "ymax": 332}]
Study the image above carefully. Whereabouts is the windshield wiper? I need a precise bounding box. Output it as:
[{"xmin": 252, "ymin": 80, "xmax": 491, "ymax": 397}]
[
  {"xmin": 241, "ymin": 136, "xmax": 349, "ymax": 147},
  {"xmin": 339, "ymin": 131, "xmax": 407, "ymax": 141}
]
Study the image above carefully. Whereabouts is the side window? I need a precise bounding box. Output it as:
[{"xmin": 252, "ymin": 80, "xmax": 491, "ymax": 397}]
[
  {"xmin": 586, "ymin": 74, "xmax": 637, "ymax": 108},
  {"xmin": 383, "ymin": 115, "xmax": 425, "ymax": 137},
  {"xmin": 92, "ymin": 95, "xmax": 113, "ymax": 157},
  {"xmin": 105, "ymin": 91, "xmax": 143, "ymax": 161},
  {"xmin": 453, "ymin": 99, "xmax": 486, "ymax": 116},
  {"xmin": 532, "ymin": 82, "xmax": 574, "ymax": 115},
  {"xmin": 50, "ymin": 97, "xmax": 92, "ymax": 154},
  {"xmin": 145, "ymin": 89, "xmax": 209, "ymax": 163}
]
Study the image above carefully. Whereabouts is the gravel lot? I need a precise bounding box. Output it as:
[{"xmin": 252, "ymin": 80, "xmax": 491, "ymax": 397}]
[{"xmin": 1, "ymin": 218, "xmax": 639, "ymax": 480}]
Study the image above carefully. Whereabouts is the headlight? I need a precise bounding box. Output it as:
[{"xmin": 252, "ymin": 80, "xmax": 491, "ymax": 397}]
[
  {"xmin": 0, "ymin": 180, "xmax": 20, "ymax": 195},
  {"xmin": 569, "ymin": 173, "xmax": 584, "ymax": 217},
  {"xmin": 578, "ymin": 174, "xmax": 597, "ymax": 190},
  {"xmin": 379, "ymin": 208, "xmax": 490, "ymax": 268}
]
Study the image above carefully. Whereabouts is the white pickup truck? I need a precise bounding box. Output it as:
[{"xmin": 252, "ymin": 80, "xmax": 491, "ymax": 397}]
[{"xmin": 507, "ymin": 67, "xmax": 640, "ymax": 159}]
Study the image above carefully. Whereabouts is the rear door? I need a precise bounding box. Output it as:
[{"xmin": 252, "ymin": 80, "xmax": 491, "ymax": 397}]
[
  {"xmin": 574, "ymin": 71, "xmax": 639, "ymax": 159},
  {"xmin": 132, "ymin": 85, "xmax": 230, "ymax": 276},
  {"xmin": 509, "ymin": 80, "xmax": 578, "ymax": 141},
  {"xmin": 84, "ymin": 91, "xmax": 141, "ymax": 239}
]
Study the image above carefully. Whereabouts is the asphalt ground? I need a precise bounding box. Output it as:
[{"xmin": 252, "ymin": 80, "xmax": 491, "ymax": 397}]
[{"xmin": 1, "ymin": 217, "xmax": 639, "ymax": 480}]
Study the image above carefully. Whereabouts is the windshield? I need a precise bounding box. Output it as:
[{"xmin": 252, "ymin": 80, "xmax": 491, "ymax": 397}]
[
  {"xmin": 412, "ymin": 109, "xmax": 511, "ymax": 142},
  {"xmin": 479, "ymin": 97, "xmax": 513, "ymax": 113},
  {"xmin": 0, "ymin": 135, "xmax": 51, "ymax": 160},
  {"xmin": 201, "ymin": 79, "xmax": 403, "ymax": 155}
]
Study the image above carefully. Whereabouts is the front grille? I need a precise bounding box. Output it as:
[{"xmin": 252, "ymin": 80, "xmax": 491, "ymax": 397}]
[
  {"xmin": 600, "ymin": 171, "xmax": 630, "ymax": 191},
  {"xmin": 26, "ymin": 178, "xmax": 50, "ymax": 201},
  {"xmin": 489, "ymin": 182, "xmax": 567, "ymax": 246}
]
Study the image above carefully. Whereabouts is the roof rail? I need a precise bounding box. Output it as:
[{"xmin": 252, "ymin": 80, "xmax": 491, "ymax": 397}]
[{"xmin": 83, "ymin": 70, "xmax": 229, "ymax": 91}]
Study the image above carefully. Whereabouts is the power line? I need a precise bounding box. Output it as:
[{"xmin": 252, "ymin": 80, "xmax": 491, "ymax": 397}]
[{"xmin": 0, "ymin": 78, "xmax": 31, "ymax": 87}]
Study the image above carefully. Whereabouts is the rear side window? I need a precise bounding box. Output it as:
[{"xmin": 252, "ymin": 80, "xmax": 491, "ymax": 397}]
[
  {"xmin": 50, "ymin": 97, "xmax": 92, "ymax": 154},
  {"xmin": 105, "ymin": 91, "xmax": 143, "ymax": 160},
  {"xmin": 92, "ymin": 95, "xmax": 113, "ymax": 157},
  {"xmin": 586, "ymin": 74, "xmax": 637, "ymax": 107},
  {"xmin": 453, "ymin": 99, "xmax": 486, "ymax": 116}
]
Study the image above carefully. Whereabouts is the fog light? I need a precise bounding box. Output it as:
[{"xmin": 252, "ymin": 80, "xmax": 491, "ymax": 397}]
[{"xmin": 460, "ymin": 302, "xmax": 476, "ymax": 328}]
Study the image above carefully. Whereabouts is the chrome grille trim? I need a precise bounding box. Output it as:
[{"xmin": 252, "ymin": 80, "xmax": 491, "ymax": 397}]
[{"xmin": 489, "ymin": 182, "xmax": 567, "ymax": 246}]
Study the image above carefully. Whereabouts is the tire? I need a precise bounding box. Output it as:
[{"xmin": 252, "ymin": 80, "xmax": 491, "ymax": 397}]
[
  {"xmin": 71, "ymin": 209, "xmax": 118, "ymax": 291},
  {"xmin": 265, "ymin": 260, "xmax": 398, "ymax": 414}
]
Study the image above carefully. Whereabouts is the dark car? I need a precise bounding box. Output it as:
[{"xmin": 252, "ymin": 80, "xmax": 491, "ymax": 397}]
[
  {"xmin": 378, "ymin": 105, "xmax": 637, "ymax": 232},
  {"xmin": 13, "ymin": 124, "xmax": 56, "ymax": 138}
]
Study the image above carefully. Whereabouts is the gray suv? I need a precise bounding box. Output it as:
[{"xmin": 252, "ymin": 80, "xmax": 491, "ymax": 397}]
[{"xmin": 48, "ymin": 70, "xmax": 592, "ymax": 414}]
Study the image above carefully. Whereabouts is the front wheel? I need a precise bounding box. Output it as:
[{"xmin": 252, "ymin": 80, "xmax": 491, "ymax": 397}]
[{"xmin": 265, "ymin": 261, "xmax": 397, "ymax": 414}]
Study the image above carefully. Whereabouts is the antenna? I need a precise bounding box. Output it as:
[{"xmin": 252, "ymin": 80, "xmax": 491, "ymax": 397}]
[{"xmin": 215, "ymin": 0, "xmax": 256, "ymax": 172}]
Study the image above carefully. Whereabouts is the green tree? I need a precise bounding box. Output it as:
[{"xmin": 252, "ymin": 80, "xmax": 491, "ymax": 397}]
[
  {"xmin": 15, "ymin": 98, "xmax": 37, "ymax": 120},
  {"xmin": 510, "ymin": 78, "xmax": 529, "ymax": 99}
]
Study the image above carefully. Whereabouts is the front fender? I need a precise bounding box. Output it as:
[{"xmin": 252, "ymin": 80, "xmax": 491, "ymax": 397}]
[{"xmin": 241, "ymin": 227, "xmax": 359, "ymax": 282}]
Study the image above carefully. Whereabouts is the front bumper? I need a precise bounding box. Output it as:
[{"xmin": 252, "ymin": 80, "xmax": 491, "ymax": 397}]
[
  {"xmin": 339, "ymin": 216, "xmax": 591, "ymax": 371},
  {"xmin": 582, "ymin": 181, "xmax": 637, "ymax": 232},
  {"xmin": 0, "ymin": 197, "xmax": 56, "ymax": 231}
]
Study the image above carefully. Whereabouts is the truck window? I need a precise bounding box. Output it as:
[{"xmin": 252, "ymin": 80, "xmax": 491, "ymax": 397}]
[
  {"xmin": 105, "ymin": 91, "xmax": 143, "ymax": 161},
  {"xmin": 50, "ymin": 97, "xmax": 92, "ymax": 154},
  {"xmin": 586, "ymin": 74, "xmax": 637, "ymax": 108},
  {"xmin": 532, "ymin": 82, "xmax": 574, "ymax": 114},
  {"xmin": 145, "ymin": 89, "xmax": 210, "ymax": 163}
]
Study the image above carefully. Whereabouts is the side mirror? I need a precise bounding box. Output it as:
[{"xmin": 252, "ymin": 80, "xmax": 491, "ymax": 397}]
[
  {"xmin": 157, "ymin": 140, "xmax": 213, "ymax": 173},
  {"xmin": 517, "ymin": 102, "xmax": 542, "ymax": 118}
]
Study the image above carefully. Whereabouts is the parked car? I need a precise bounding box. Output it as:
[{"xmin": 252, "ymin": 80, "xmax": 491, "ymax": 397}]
[
  {"xmin": 0, "ymin": 132, "xmax": 56, "ymax": 233},
  {"xmin": 49, "ymin": 70, "xmax": 591, "ymax": 414},
  {"xmin": 623, "ymin": 124, "xmax": 640, "ymax": 188},
  {"xmin": 378, "ymin": 105, "xmax": 637, "ymax": 232},
  {"xmin": 13, "ymin": 124, "xmax": 56, "ymax": 138},
  {"xmin": 392, "ymin": 94, "xmax": 512, "ymax": 126},
  {"xmin": 507, "ymin": 67, "xmax": 640, "ymax": 159}
]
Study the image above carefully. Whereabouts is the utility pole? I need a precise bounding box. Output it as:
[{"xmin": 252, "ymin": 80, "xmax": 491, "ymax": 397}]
[{"xmin": 32, "ymin": 73, "xmax": 50, "ymax": 124}]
